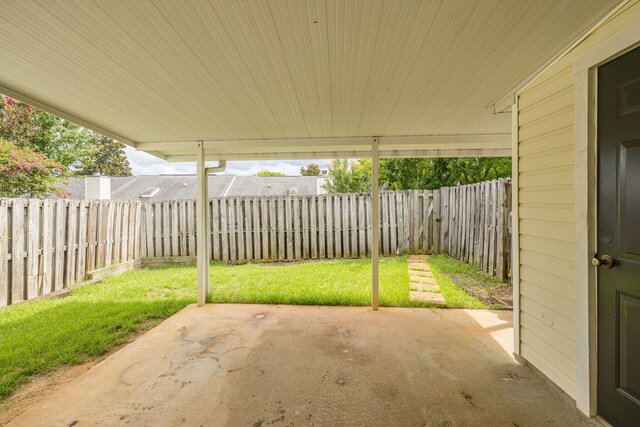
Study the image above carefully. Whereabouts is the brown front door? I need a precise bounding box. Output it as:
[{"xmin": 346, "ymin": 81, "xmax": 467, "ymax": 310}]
[{"xmin": 597, "ymin": 45, "xmax": 640, "ymax": 426}]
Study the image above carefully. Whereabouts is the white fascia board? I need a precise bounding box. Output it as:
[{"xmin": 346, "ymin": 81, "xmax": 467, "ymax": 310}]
[
  {"xmin": 138, "ymin": 133, "xmax": 511, "ymax": 161},
  {"xmin": 135, "ymin": 137, "xmax": 370, "ymax": 152},
  {"xmin": 163, "ymin": 148, "xmax": 511, "ymax": 162},
  {"xmin": 137, "ymin": 133, "xmax": 510, "ymax": 152}
]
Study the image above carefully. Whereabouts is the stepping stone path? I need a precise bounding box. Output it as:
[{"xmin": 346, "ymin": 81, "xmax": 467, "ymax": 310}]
[{"xmin": 408, "ymin": 255, "xmax": 446, "ymax": 306}]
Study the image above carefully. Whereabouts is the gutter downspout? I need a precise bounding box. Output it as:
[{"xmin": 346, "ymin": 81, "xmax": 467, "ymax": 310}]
[{"xmin": 206, "ymin": 161, "xmax": 227, "ymax": 176}]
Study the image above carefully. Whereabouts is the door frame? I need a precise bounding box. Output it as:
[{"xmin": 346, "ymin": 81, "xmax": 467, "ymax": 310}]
[{"xmin": 573, "ymin": 21, "xmax": 640, "ymax": 417}]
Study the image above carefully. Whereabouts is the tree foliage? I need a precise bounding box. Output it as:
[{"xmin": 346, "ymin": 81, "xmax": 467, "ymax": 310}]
[
  {"xmin": 1, "ymin": 96, "xmax": 98, "ymax": 173},
  {"xmin": 322, "ymin": 159, "xmax": 372, "ymax": 193},
  {"xmin": 0, "ymin": 139, "xmax": 66, "ymax": 198},
  {"xmin": 449, "ymin": 157, "xmax": 512, "ymax": 185},
  {"xmin": 324, "ymin": 157, "xmax": 511, "ymax": 193},
  {"xmin": 0, "ymin": 96, "xmax": 38, "ymax": 145},
  {"xmin": 28, "ymin": 109, "xmax": 98, "ymax": 173},
  {"xmin": 0, "ymin": 95, "xmax": 134, "ymax": 197},
  {"xmin": 300, "ymin": 163, "xmax": 321, "ymax": 176},
  {"xmin": 254, "ymin": 170, "xmax": 286, "ymax": 177},
  {"xmin": 380, "ymin": 158, "xmax": 511, "ymax": 190},
  {"xmin": 79, "ymin": 136, "xmax": 132, "ymax": 176}
]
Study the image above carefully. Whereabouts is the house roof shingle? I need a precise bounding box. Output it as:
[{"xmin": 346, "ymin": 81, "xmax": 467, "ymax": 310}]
[{"xmin": 57, "ymin": 175, "xmax": 324, "ymax": 201}]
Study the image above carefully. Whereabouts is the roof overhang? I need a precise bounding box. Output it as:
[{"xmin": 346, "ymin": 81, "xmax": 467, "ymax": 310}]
[
  {"xmin": 0, "ymin": 0, "xmax": 622, "ymax": 161},
  {"xmin": 136, "ymin": 134, "xmax": 511, "ymax": 161}
]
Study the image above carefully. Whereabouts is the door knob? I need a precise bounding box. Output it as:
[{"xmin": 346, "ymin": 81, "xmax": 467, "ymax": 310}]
[{"xmin": 592, "ymin": 254, "xmax": 614, "ymax": 268}]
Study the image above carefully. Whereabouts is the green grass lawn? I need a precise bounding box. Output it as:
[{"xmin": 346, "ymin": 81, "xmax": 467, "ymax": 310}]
[
  {"xmin": 0, "ymin": 270, "xmax": 195, "ymax": 399},
  {"xmin": 427, "ymin": 254, "xmax": 509, "ymax": 309},
  {"xmin": 207, "ymin": 257, "xmax": 412, "ymax": 306},
  {"xmin": 0, "ymin": 255, "xmax": 491, "ymax": 400}
]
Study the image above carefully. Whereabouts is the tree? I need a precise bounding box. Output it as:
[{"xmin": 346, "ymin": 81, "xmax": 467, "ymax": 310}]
[
  {"xmin": 323, "ymin": 159, "xmax": 372, "ymax": 193},
  {"xmin": 324, "ymin": 157, "xmax": 512, "ymax": 193},
  {"xmin": 0, "ymin": 139, "xmax": 66, "ymax": 198},
  {"xmin": 380, "ymin": 158, "xmax": 511, "ymax": 190},
  {"xmin": 0, "ymin": 96, "xmax": 38, "ymax": 145},
  {"xmin": 379, "ymin": 158, "xmax": 438, "ymax": 190},
  {"xmin": 449, "ymin": 157, "xmax": 512, "ymax": 185},
  {"xmin": 79, "ymin": 136, "xmax": 132, "ymax": 176},
  {"xmin": 0, "ymin": 95, "xmax": 98, "ymax": 174},
  {"xmin": 29, "ymin": 109, "xmax": 98, "ymax": 173},
  {"xmin": 254, "ymin": 170, "xmax": 286, "ymax": 177},
  {"xmin": 300, "ymin": 163, "xmax": 320, "ymax": 176}
]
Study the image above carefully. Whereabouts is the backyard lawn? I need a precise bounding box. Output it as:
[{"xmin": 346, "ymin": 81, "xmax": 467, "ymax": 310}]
[
  {"xmin": 428, "ymin": 255, "xmax": 513, "ymax": 309},
  {"xmin": 207, "ymin": 257, "xmax": 411, "ymax": 306},
  {"xmin": 0, "ymin": 256, "xmax": 490, "ymax": 400}
]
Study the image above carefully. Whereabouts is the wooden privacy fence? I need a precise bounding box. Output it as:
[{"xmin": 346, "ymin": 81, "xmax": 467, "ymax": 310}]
[
  {"xmin": 0, "ymin": 199, "xmax": 142, "ymax": 307},
  {"xmin": 138, "ymin": 191, "xmax": 434, "ymax": 263},
  {"xmin": 433, "ymin": 178, "xmax": 512, "ymax": 280},
  {"xmin": 0, "ymin": 179, "xmax": 511, "ymax": 308}
]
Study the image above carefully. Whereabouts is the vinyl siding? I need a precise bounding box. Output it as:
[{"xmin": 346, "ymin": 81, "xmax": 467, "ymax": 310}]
[{"xmin": 515, "ymin": 0, "xmax": 640, "ymax": 401}]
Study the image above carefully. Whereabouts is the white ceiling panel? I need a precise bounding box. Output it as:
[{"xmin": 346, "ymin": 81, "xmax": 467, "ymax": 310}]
[{"xmin": 0, "ymin": 0, "xmax": 621, "ymax": 159}]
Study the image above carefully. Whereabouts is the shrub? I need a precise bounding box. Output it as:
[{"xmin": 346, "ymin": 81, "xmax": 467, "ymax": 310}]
[{"xmin": 0, "ymin": 138, "xmax": 66, "ymax": 198}]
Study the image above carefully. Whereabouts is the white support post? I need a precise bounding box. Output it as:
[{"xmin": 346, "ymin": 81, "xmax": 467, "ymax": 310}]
[
  {"xmin": 196, "ymin": 141, "xmax": 210, "ymax": 306},
  {"xmin": 511, "ymin": 100, "xmax": 521, "ymax": 355},
  {"xmin": 371, "ymin": 137, "xmax": 380, "ymax": 311}
]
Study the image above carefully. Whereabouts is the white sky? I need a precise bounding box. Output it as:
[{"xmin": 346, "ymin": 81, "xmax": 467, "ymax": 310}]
[{"xmin": 125, "ymin": 146, "xmax": 330, "ymax": 176}]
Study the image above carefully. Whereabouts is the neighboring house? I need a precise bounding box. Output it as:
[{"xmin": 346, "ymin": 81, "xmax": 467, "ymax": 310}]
[{"xmin": 56, "ymin": 175, "xmax": 329, "ymax": 201}]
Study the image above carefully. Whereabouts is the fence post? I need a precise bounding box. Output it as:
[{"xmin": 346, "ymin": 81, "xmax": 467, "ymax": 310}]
[
  {"xmin": 26, "ymin": 199, "xmax": 40, "ymax": 299},
  {"xmin": 318, "ymin": 195, "xmax": 325, "ymax": 258},
  {"xmin": 432, "ymin": 190, "xmax": 440, "ymax": 254},
  {"xmin": 0, "ymin": 200, "xmax": 9, "ymax": 307},
  {"xmin": 77, "ymin": 200, "xmax": 88, "ymax": 281},
  {"xmin": 496, "ymin": 179, "xmax": 510, "ymax": 281},
  {"xmin": 441, "ymin": 187, "xmax": 449, "ymax": 254}
]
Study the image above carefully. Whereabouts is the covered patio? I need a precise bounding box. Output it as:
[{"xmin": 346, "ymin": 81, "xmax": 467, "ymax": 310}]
[
  {"xmin": 1, "ymin": 0, "xmax": 634, "ymax": 424},
  {"xmin": 0, "ymin": 0, "xmax": 618, "ymax": 309},
  {"xmin": 8, "ymin": 304, "xmax": 589, "ymax": 426}
]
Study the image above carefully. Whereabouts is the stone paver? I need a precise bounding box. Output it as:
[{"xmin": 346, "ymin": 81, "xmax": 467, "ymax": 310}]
[
  {"xmin": 407, "ymin": 256, "xmax": 447, "ymax": 306},
  {"xmin": 409, "ymin": 271, "xmax": 437, "ymax": 284},
  {"xmin": 410, "ymin": 291, "xmax": 447, "ymax": 305},
  {"xmin": 409, "ymin": 272, "xmax": 434, "ymax": 278},
  {"xmin": 410, "ymin": 283, "xmax": 440, "ymax": 292}
]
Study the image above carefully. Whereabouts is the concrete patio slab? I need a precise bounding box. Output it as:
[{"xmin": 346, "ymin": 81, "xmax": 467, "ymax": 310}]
[{"xmin": 8, "ymin": 305, "xmax": 591, "ymax": 427}]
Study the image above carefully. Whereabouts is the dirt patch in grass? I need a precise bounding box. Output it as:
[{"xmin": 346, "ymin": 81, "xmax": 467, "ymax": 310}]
[
  {"xmin": 427, "ymin": 255, "xmax": 512, "ymax": 309},
  {"xmin": 0, "ymin": 320, "xmax": 159, "ymax": 425},
  {"xmin": 445, "ymin": 272, "xmax": 512, "ymax": 308},
  {"xmin": 0, "ymin": 359, "xmax": 98, "ymax": 425}
]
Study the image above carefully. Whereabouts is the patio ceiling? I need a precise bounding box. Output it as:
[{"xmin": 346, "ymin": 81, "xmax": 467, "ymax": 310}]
[{"xmin": 0, "ymin": 0, "xmax": 620, "ymax": 160}]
